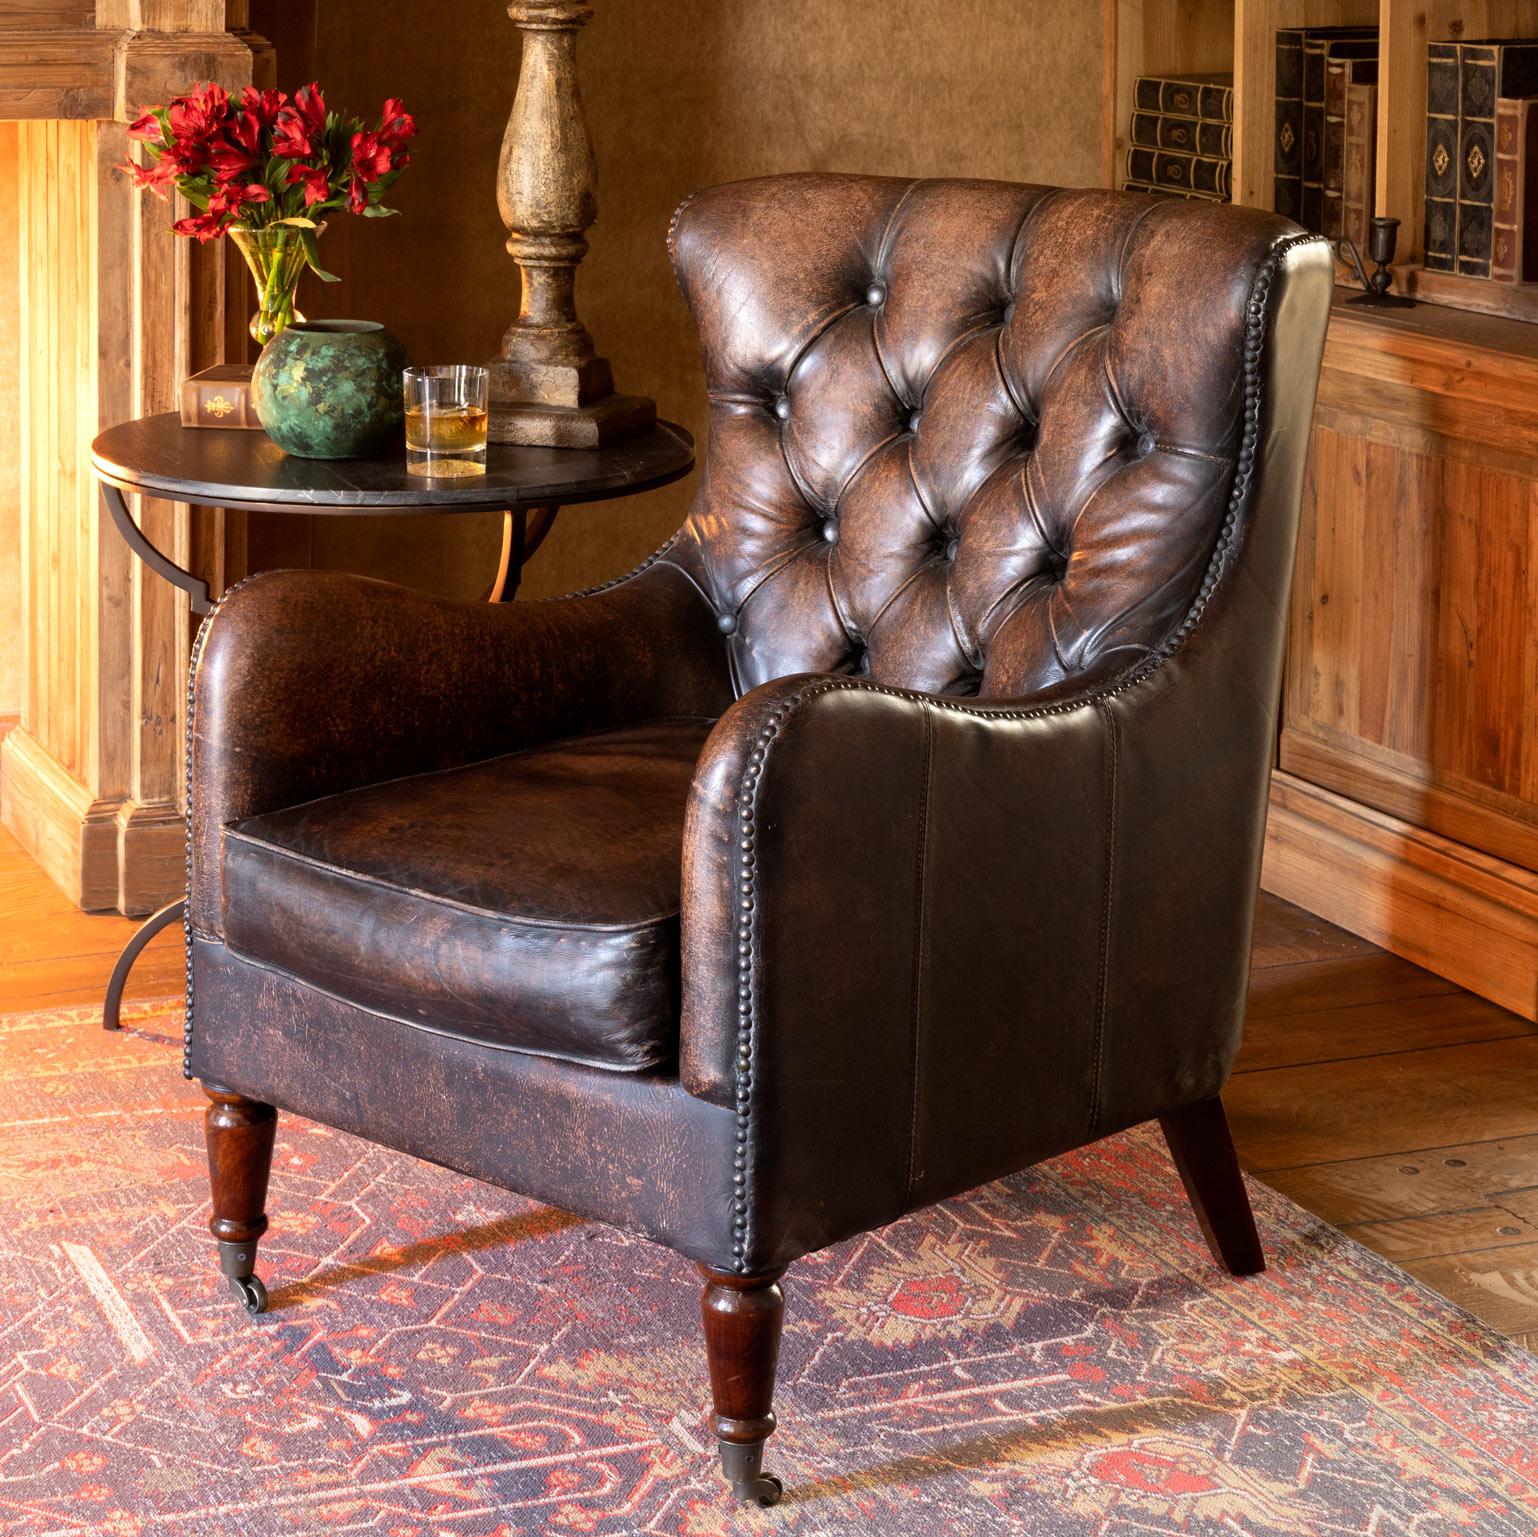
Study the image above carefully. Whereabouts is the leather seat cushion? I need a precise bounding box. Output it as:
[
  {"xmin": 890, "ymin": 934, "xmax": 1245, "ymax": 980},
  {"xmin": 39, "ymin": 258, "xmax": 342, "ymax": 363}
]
[{"xmin": 219, "ymin": 718, "xmax": 715, "ymax": 1072}]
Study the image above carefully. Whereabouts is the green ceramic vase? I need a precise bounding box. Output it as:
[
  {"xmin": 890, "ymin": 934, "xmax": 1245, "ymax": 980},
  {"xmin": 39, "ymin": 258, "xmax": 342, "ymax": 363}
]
[{"xmin": 251, "ymin": 320, "xmax": 410, "ymax": 460}]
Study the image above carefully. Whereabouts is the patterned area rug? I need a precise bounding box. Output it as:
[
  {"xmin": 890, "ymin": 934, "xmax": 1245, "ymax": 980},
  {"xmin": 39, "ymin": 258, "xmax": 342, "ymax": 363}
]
[{"xmin": 2, "ymin": 1000, "xmax": 1537, "ymax": 1536}]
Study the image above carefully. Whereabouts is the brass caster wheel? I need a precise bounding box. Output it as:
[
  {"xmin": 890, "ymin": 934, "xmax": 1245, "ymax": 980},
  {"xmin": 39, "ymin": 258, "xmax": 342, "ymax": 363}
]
[
  {"xmin": 229, "ymin": 1273, "xmax": 267, "ymax": 1315},
  {"xmin": 737, "ymin": 1473, "xmax": 782, "ymax": 1507}
]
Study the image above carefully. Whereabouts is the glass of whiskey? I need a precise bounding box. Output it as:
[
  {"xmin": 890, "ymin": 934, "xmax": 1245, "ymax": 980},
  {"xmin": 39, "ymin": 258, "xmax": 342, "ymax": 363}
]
[{"xmin": 403, "ymin": 365, "xmax": 490, "ymax": 477}]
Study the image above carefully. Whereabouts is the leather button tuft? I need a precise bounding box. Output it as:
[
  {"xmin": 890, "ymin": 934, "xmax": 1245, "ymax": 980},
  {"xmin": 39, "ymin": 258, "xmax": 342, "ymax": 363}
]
[
  {"xmin": 717, "ymin": 612, "xmax": 738, "ymax": 635},
  {"xmin": 773, "ymin": 395, "xmax": 791, "ymax": 422},
  {"xmin": 821, "ymin": 518, "xmax": 839, "ymax": 544},
  {"xmin": 907, "ymin": 410, "xmax": 924, "ymax": 434},
  {"xmin": 1135, "ymin": 429, "xmax": 1156, "ymax": 457},
  {"xmin": 866, "ymin": 283, "xmax": 887, "ymax": 307},
  {"xmin": 944, "ymin": 535, "xmax": 960, "ymax": 562}
]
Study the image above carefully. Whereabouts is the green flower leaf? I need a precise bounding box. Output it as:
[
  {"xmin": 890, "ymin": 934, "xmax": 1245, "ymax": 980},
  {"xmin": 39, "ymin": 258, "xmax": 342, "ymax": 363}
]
[{"xmin": 299, "ymin": 226, "xmax": 341, "ymax": 281}]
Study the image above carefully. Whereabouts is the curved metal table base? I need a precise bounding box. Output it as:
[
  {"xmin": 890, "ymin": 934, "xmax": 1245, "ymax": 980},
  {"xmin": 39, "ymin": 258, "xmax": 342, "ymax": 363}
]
[
  {"xmin": 100, "ymin": 493, "xmax": 562, "ymax": 1029},
  {"xmin": 103, "ymin": 898, "xmax": 186, "ymax": 1031}
]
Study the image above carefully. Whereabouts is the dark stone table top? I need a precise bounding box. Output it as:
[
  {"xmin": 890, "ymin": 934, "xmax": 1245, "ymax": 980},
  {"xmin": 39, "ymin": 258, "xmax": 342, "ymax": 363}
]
[{"xmin": 92, "ymin": 413, "xmax": 695, "ymax": 514}]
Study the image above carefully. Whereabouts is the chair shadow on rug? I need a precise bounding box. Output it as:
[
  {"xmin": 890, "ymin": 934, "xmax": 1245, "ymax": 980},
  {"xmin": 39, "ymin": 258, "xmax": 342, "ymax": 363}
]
[
  {"xmin": 184, "ymin": 176, "xmax": 1333, "ymax": 1502},
  {"xmin": 261, "ymin": 1206, "xmax": 585, "ymax": 1312}
]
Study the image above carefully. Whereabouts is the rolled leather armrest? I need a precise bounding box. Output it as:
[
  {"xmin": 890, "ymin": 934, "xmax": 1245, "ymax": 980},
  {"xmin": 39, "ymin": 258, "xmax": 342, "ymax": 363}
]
[{"xmin": 188, "ymin": 556, "xmax": 731, "ymax": 936}]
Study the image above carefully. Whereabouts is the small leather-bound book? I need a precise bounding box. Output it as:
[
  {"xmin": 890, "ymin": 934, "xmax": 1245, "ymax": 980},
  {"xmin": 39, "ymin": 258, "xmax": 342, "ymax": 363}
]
[
  {"xmin": 1126, "ymin": 146, "xmax": 1230, "ymax": 200},
  {"xmin": 1130, "ymin": 111, "xmax": 1231, "ymax": 159},
  {"xmin": 1425, "ymin": 41, "xmax": 1461, "ymax": 270},
  {"xmin": 179, "ymin": 364, "xmax": 260, "ymax": 430},
  {"xmin": 1132, "ymin": 73, "xmax": 1232, "ymax": 123},
  {"xmin": 1324, "ymin": 57, "xmax": 1378, "ymax": 239},
  {"xmin": 1341, "ymin": 78, "xmax": 1379, "ymax": 253},
  {"xmin": 1275, "ymin": 26, "xmax": 1376, "ymax": 229},
  {"xmin": 1492, "ymin": 96, "xmax": 1538, "ymax": 282}
]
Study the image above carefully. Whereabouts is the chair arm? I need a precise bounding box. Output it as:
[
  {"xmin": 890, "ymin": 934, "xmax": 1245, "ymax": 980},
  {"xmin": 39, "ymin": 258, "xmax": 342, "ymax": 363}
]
[
  {"xmin": 680, "ymin": 642, "xmax": 1279, "ymax": 1271},
  {"xmin": 189, "ymin": 557, "xmax": 731, "ymax": 936}
]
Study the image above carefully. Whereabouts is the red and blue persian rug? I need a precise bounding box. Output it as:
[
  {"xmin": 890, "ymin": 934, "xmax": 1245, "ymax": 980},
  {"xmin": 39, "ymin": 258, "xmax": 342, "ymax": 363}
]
[{"xmin": 1, "ymin": 998, "xmax": 1536, "ymax": 1536}]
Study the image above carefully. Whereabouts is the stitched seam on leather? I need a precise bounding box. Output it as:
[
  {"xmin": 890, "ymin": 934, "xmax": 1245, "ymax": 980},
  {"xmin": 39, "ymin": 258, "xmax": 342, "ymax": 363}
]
[
  {"xmin": 221, "ymin": 828, "xmax": 686, "ymax": 933},
  {"xmin": 903, "ymin": 702, "xmax": 935, "ymax": 1209},
  {"xmin": 210, "ymin": 943, "xmax": 670, "ymax": 1074},
  {"xmin": 1089, "ymin": 699, "xmax": 1118, "ymax": 1139}
]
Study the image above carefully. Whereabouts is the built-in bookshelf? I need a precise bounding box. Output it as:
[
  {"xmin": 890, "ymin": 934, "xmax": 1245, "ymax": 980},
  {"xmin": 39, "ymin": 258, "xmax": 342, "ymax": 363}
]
[{"xmin": 1107, "ymin": 0, "xmax": 1538, "ymax": 323}]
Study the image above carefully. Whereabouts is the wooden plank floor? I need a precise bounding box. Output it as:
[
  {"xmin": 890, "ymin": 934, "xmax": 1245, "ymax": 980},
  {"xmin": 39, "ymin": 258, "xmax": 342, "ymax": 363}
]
[
  {"xmin": 1233, "ymin": 896, "xmax": 1538, "ymax": 1354},
  {"xmin": 1, "ymin": 823, "xmax": 1534, "ymax": 1351}
]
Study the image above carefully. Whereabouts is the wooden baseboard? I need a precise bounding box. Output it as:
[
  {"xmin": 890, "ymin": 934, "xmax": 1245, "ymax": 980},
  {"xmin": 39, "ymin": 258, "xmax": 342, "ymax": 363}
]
[
  {"xmin": 0, "ymin": 728, "xmax": 184, "ymax": 915},
  {"xmin": 1263, "ymin": 770, "xmax": 1538, "ymax": 1022}
]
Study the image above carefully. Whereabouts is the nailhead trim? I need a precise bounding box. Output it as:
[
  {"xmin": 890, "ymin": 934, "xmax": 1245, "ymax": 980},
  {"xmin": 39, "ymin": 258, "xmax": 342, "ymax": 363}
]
[
  {"xmin": 180, "ymin": 570, "xmax": 271, "ymax": 1080},
  {"xmin": 723, "ymin": 229, "xmax": 1323, "ymax": 1271}
]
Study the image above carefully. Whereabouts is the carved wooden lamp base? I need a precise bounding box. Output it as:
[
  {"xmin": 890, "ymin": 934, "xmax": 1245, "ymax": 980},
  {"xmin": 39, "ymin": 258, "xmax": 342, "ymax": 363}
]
[
  {"xmin": 488, "ymin": 384, "xmax": 655, "ymax": 449},
  {"xmin": 490, "ymin": 0, "xmax": 656, "ymax": 451}
]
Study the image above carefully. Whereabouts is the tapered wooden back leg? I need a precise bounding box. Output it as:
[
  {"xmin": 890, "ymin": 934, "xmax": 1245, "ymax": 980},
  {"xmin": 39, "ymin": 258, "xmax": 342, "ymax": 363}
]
[
  {"xmin": 699, "ymin": 1266, "xmax": 787, "ymax": 1505},
  {"xmin": 203, "ymin": 1084, "xmax": 277, "ymax": 1315},
  {"xmin": 1158, "ymin": 1095, "xmax": 1265, "ymax": 1277}
]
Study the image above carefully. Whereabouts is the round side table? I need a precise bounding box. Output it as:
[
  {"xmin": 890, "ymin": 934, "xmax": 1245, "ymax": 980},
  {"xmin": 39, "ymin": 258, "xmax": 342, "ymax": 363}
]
[{"xmin": 91, "ymin": 411, "xmax": 695, "ymax": 1030}]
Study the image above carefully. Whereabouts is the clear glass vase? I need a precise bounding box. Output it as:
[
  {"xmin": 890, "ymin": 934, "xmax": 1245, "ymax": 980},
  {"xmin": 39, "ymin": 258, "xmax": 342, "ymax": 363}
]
[{"xmin": 228, "ymin": 223, "xmax": 322, "ymax": 346}]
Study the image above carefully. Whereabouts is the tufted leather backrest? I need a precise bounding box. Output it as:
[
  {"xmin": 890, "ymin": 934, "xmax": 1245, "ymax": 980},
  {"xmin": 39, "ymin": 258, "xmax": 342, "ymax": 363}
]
[{"xmin": 665, "ymin": 175, "xmax": 1308, "ymax": 700}]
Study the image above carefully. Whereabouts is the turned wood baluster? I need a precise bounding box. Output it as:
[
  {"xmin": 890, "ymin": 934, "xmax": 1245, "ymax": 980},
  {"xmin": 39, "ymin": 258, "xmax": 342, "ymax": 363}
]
[
  {"xmin": 699, "ymin": 1265, "xmax": 787, "ymax": 1506},
  {"xmin": 489, "ymin": 0, "xmax": 654, "ymax": 447},
  {"xmin": 203, "ymin": 1085, "xmax": 277, "ymax": 1314}
]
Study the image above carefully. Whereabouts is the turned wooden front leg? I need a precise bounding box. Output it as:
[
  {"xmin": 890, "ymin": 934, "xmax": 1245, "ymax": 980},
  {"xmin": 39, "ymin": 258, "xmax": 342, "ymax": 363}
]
[
  {"xmin": 699, "ymin": 1265, "xmax": 787, "ymax": 1506},
  {"xmin": 203, "ymin": 1085, "xmax": 277, "ymax": 1313}
]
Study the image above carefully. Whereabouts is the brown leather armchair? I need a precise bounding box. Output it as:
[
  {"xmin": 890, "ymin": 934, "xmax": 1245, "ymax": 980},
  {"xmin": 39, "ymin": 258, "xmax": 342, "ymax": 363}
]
[{"xmin": 186, "ymin": 176, "xmax": 1331, "ymax": 1505}]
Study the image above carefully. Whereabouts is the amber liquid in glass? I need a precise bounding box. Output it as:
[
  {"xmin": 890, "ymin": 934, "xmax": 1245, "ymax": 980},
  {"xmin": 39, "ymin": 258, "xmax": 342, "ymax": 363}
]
[{"xmin": 405, "ymin": 404, "xmax": 489, "ymax": 476}]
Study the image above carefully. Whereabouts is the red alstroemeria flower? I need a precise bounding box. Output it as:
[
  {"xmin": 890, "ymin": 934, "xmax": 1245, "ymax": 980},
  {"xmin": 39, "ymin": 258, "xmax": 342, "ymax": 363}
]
[
  {"xmin": 346, "ymin": 175, "xmax": 368, "ymax": 215},
  {"xmin": 239, "ymin": 85, "xmax": 288, "ymax": 126},
  {"xmin": 350, "ymin": 131, "xmax": 394, "ymax": 185},
  {"xmin": 171, "ymin": 211, "xmax": 222, "ymax": 242},
  {"xmin": 208, "ymin": 111, "xmax": 264, "ymax": 185},
  {"xmin": 120, "ymin": 156, "xmax": 177, "ymax": 199},
  {"xmin": 126, "ymin": 109, "xmax": 163, "ymax": 143},
  {"xmin": 377, "ymin": 98, "xmax": 417, "ymax": 149},
  {"xmin": 272, "ymin": 82, "xmax": 326, "ymax": 159},
  {"xmin": 285, "ymin": 162, "xmax": 331, "ymax": 207},
  {"xmin": 167, "ymin": 82, "xmax": 229, "ymax": 147}
]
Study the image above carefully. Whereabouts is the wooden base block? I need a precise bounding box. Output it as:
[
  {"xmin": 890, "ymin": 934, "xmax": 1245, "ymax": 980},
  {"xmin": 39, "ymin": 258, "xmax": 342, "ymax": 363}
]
[
  {"xmin": 488, "ymin": 392, "xmax": 656, "ymax": 449},
  {"xmin": 0, "ymin": 728, "xmax": 184, "ymax": 916},
  {"xmin": 1262, "ymin": 770, "xmax": 1538, "ymax": 1023}
]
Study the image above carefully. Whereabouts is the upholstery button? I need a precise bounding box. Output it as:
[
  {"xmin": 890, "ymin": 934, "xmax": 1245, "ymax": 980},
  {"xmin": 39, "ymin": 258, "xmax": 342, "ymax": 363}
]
[
  {"xmin": 773, "ymin": 395, "xmax": 790, "ymax": 422},
  {"xmin": 1136, "ymin": 430, "xmax": 1156, "ymax": 457},
  {"xmin": 907, "ymin": 410, "xmax": 923, "ymax": 434},
  {"xmin": 866, "ymin": 283, "xmax": 886, "ymax": 307},
  {"xmin": 944, "ymin": 535, "xmax": 960, "ymax": 562},
  {"xmin": 821, "ymin": 518, "xmax": 839, "ymax": 544},
  {"xmin": 717, "ymin": 612, "xmax": 738, "ymax": 635}
]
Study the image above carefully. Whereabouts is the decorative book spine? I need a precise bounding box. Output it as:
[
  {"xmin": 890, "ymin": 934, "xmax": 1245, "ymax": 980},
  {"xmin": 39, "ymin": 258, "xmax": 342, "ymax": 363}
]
[
  {"xmin": 1300, "ymin": 36, "xmax": 1329, "ymax": 230},
  {"xmin": 1424, "ymin": 41, "xmax": 1459, "ymax": 271},
  {"xmin": 1131, "ymin": 112, "xmax": 1232, "ymax": 158},
  {"xmin": 1275, "ymin": 30, "xmax": 1305, "ymax": 223},
  {"xmin": 1492, "ymin": 97, "xmax": 1538, "ymax": 283},
  {"xmin": 1341, "ymin": 80, "xmax": 1378, "ymax": 253},
  {"xmin": 1126, "ymin": 147, "xmax": 1230, "ymax": 199},
  {"xmin": 1323, "ymin": 57, "xmax": 1350, "ymax": 237},
  {"xmin": 1458, "ymin": 45, "xmax": 1499, "ymax": 276},
  {"xmin": 1133, "ymin": 76, "xmax": 1233, "ymax": 123}
]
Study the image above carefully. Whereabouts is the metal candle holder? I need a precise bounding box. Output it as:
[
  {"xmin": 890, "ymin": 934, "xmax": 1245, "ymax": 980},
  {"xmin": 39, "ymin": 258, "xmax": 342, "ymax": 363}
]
[{"xmin": 1337, "ymin": 216, "xmax": 1415, "ymax": 308}]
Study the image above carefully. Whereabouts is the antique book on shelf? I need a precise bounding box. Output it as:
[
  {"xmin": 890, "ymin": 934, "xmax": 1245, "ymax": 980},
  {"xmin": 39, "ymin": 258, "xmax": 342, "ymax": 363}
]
[
  {"xmin": 1126, "ymin": 146, "xmax": 1230, "ymax": 201},
  {"xmin": 1324, "ymin": 57, "xmax": 1378, "ymax": 239},
  {"xmin": 1492, "ymin": 96, "xmax": 1538, "ymax": 283},
  {"xmin": 1425, "ymin": 39, "xmax": 1538, "ymax": 276},
  {"xmin": 178, "ymin": 364, "xmax": 260, "ymax": 429},
  {"xmin": 1132, "ymin": 73, "xmax": 1232, "ymax": 123},
  {"xmin": 1121, "ymin": 180, "xmax": 1219, "ymax": 203},
  {"xmin": 1274, "ymin": 26, "xmax": 1376, "ymax": 228},
  {"xmin": 1341, "ymin": 78, "xmax": 1379, "ymax": 253},
  {"xmin": 1130, "ymin": 111, "xmax": 1231, "ymax": 159}
]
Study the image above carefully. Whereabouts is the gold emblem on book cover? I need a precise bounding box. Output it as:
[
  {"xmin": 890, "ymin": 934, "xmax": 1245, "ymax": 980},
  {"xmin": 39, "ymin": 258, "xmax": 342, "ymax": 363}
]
[
  {"xmin": 1279, "ymin": 122, "xmax": 1295, "ymax": 155},
  {"xmin": 1467, "ymin": 142, "xmax": 1487, "ymax": 182},
  {"xmin": 1432, "ymin": 141, "xmax": 1450, "ymax": 177},
  {"xmin": 206, "ymin": 395, "xmax": 234, "ymax": 419}
]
